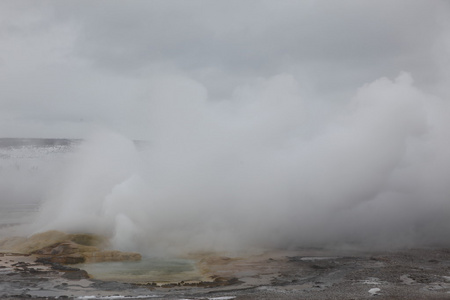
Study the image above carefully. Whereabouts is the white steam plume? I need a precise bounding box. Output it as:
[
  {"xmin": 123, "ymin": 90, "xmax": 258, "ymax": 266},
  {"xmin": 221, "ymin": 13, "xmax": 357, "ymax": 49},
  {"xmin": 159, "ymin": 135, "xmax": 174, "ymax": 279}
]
[{"xmin": 33, "ymin": 72, "xmax": 450, "ymax": 255}]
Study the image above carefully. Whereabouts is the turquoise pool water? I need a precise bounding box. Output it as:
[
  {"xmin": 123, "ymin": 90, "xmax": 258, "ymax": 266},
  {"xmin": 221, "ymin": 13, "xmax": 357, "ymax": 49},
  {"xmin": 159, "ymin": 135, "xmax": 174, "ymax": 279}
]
[{"xmin": 75, "ymin": 257, "xmax": 202, "ymax": 283}]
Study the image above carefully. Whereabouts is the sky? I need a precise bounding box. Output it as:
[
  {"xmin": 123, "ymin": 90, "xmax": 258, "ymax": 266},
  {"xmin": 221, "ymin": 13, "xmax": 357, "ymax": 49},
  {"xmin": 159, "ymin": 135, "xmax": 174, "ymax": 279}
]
[
  {"xmin": 1, "ymin": 0, "xmax": 449, "ymax": 139},
  {"xmin": 2, "ymin": 1, "xmax": 450, "ymax": 254}
]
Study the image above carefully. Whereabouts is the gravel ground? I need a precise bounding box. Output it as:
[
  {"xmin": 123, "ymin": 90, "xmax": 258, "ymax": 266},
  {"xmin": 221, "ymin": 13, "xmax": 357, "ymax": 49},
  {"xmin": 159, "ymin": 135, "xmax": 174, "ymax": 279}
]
[{"xmin": 1, "ymin": 248, "xmax": 450, "ymax": 299}]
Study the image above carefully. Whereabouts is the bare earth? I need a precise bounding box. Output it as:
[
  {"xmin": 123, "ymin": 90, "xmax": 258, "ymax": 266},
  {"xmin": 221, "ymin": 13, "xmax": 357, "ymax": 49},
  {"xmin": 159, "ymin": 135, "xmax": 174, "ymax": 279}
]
[{"xmin": 1, "ymin": 248, "xmax": 450, "ymax": 300}]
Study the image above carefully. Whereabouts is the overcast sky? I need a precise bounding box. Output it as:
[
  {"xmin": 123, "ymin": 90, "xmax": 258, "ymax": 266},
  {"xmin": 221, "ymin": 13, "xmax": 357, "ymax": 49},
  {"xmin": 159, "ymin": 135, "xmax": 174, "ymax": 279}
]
[{"xmin": 1, "ymin": 0, "xmax": 449, "ymax": 139}]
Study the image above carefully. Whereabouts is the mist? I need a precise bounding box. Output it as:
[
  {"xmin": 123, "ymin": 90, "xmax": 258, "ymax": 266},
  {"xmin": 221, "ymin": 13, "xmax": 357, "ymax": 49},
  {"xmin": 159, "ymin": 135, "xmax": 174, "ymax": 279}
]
[
  {"xmin": 1, "ymin": 1, "xmax": 450, "ymax": 255},
  {"xmin": 27, "ymin": 72, "xmax": 450, "ymax": 255}
]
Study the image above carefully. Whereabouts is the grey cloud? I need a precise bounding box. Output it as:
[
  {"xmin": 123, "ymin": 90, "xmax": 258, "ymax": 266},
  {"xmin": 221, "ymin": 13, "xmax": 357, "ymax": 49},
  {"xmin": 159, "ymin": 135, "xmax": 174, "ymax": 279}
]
[
  {"xmin": 32, "ymin": 0, "xmax": 445, "ymax": 106},
  {"xmin": 0, "ymin": 0, "xmax": 449, "ymax": 136},
  {"xmin": 56, "ymin": 1, "xmax": 444, "ymax": 73}
]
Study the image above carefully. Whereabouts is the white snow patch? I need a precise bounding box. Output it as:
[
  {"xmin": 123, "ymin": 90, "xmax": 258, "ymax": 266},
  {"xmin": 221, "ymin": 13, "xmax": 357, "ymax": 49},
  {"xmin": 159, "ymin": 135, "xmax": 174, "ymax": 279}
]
[
  {"xmin": 299, "ymin": 257, "xmax": 340, "ymax": 261},
  {"xmin": 400, "ymin": 274, "xmax": 415, "ymax": 285},
  {"xmin": 368, "ymin": 287, "xmax": 381, "ymax": 295},
  {"xmin": 76, "ymin": 296, "xmax": 158, "ymax": 300},
  {"xmin": 361, "ymin": 277, "xmax": 383, "ymax": 285}
]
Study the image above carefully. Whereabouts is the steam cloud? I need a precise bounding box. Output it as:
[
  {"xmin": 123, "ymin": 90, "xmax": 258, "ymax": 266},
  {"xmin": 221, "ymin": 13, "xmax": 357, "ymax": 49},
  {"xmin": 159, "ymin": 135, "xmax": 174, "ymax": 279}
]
[{"xmin": 32, "ymin": 72, "xmax": 450, "ymax": 255}]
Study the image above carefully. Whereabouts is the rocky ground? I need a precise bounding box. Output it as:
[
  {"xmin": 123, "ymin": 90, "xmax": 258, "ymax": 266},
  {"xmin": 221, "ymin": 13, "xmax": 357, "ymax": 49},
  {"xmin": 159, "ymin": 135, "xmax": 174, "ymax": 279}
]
[{"xmin": 1, "ymin": 247, "xmax": 450, "ymax": 299}]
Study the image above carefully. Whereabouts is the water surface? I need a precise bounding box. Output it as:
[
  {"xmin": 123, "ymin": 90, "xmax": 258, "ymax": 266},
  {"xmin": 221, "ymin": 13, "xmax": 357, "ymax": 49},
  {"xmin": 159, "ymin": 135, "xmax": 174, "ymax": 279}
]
[{"xmin": 75, "ymin": 257, "xmax": 203, "ymax": 283}]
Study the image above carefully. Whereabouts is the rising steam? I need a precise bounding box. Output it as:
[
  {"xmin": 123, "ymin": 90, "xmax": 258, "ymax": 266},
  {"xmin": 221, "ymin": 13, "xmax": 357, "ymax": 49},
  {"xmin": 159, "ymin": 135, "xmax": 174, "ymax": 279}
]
[{"xmin": 33, "ymin": 72, "xmax": 450, "ymax": 255}]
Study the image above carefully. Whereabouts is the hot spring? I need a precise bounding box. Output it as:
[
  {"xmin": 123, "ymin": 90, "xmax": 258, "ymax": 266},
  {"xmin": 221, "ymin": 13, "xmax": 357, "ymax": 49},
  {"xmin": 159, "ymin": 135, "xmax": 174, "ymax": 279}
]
[{"xmin": 74, "ymin": 257, "xmax": 202, "ymax": 283}]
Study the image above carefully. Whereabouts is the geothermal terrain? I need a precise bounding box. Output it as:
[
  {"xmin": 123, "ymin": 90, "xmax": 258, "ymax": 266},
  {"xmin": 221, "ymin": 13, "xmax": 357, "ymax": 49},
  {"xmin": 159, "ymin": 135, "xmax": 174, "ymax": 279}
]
[
  {"xmin": 3, "ymin": 1, "xmax": 450, "ymax": 299},
  {"xmin": 1, "ymin": 237, "xmax": 450, "ymax": 299},
  {"xmin": 1, "ymin": 138, "xmax": 450, "ymax": 299}
]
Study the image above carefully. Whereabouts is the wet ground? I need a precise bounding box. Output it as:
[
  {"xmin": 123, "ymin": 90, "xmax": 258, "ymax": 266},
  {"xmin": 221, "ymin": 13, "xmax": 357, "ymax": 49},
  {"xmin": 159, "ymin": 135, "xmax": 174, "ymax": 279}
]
[{"xmin": 1, "ymin": 248, "xmax": 450, "ymax": 299}]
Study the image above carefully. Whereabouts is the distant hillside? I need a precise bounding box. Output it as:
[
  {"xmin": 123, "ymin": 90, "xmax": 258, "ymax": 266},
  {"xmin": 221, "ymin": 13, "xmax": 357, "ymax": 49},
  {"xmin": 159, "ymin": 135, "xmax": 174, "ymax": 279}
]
[
  {"xmin": 0, "ymin": 138, "xmax": 149, "ymax": 149},
  {"xmin": 0, "ymin": 138, "xmax": 81, "ymax": 148}
]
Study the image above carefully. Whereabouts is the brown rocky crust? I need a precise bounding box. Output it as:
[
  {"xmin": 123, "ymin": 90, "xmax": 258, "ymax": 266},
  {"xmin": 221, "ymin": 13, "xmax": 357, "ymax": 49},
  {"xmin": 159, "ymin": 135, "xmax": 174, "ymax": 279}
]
[{"xmin": 0, "ymin": 230, "xmax": 141, "ymax": 264}]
